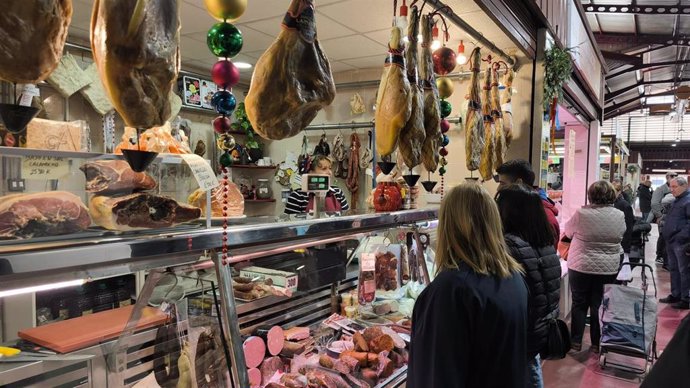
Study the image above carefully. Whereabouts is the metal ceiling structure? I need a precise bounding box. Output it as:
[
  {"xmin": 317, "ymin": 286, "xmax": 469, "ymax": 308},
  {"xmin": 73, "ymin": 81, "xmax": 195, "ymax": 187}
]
[{"xmin": 583, "ymin": 0, "xmax": 690, "ymax": 122}]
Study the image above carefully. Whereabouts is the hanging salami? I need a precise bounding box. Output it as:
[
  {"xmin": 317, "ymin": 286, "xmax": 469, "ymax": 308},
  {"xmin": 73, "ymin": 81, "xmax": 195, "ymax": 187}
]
[{"xmin": 346, "ymin": 133, "xmax": 361, "ymax": 210}]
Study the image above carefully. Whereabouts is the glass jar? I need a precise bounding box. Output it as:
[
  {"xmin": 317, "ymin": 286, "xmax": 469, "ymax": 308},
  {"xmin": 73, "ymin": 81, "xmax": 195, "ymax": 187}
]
[{"xmin": 256, "ymin": 179, "xmax": 272, "ymax": 200}]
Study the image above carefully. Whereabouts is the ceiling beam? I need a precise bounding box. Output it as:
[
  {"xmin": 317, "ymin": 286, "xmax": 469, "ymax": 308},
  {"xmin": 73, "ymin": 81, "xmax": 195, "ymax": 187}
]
[
  {"xmin": 595, "ymin": 33, "xmax": 690, "ymax": 46},
  {"xmin": 604, "ymin": 104, "xmax": 646, "ymax": 120},
  {"xmin": 605, "ymin": 90, "xmax": 677, "ymax": 115},
  {"xmin": 584, "ymin": 4, "xmax": 690, "ymax": 15},
  {"xmin": 601, "ymin": 50, "xmax": 643, "ymax": 68},
  {"xmin": 605, "ymin": 78, "xmax": 690, "ymax": 101},
  {"xmin": 606, "ymin": 59, "xmax": 690, "ymax": 79}
]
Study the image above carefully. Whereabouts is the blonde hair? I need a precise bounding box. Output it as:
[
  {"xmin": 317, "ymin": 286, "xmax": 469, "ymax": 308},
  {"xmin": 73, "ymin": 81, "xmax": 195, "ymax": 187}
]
[{"xmin": 435, "ymin": 183, "xmax": 523, "ymax": 278}]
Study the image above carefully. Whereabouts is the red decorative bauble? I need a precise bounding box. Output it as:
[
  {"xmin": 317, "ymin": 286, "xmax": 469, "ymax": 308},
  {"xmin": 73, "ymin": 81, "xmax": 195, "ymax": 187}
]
[
  {"xmin": 440, "ymin": 119, "xmax": 450, "ymax": 133},
  {"xmin": 373, "ymin": 182, "xmax": 402, "ymax": 212},
  {"xmin": 212, "ymin": 60, "xmax": 240, "ymax": 89},
  {"xmin": 213, "ymin": 115, "xmax": 232, "ymax": 134},
  {"xmin": 439, "ymin": 147, "xmax": 449, "ymax": 157},
  {"xmin": 433, "ymin": 47, "xmax": 457, "ymax": 75}
]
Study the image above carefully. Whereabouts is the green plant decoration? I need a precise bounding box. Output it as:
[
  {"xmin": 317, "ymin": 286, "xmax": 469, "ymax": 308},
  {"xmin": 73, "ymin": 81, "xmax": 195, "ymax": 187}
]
[
  {"xmin": 543, "ymin": 46, "xmax": 575, "ymax": 113},
  {"xmin": 232, "ymin": 102, "xmax": 261, "ymax": 149},
  {"xmin": 627, "ymin": 164, "xmax": 639, "ymax": 174}
]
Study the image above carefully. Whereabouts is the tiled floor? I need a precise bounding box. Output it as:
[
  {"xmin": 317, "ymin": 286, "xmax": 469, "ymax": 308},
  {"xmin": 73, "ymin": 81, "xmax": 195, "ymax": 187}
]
[{"xmin": 542, "ymin": 225, "xmax": 690, "ymax": 387}]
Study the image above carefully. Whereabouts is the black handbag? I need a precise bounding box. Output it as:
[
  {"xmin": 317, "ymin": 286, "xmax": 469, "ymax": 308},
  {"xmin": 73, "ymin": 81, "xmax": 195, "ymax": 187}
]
[{"xmin": 541, "ymin": 316, "xmax": 571, "ymax": 360}]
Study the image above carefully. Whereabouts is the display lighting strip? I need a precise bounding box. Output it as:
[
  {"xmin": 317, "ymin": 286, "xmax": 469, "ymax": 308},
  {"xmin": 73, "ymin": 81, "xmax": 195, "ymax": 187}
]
[{"xmin": 0, "ymin": 279, "xmax": 85, "ymax": 298}]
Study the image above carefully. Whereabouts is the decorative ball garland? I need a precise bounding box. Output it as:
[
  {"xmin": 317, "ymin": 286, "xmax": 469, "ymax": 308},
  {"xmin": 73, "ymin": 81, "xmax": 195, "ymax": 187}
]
[
  {"xmin": 201, "ymin": 0, "xmax": 248, "ymax": 265},
  {"xmin": 430, "ymin": 16, "xmax": 454, "ymax": 183}
]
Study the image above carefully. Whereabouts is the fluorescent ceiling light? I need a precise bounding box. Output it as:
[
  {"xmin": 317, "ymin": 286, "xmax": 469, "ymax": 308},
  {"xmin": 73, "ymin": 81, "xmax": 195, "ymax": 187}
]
[
  {"xmin": 0, "ymin": 279, "xmax": 85, "ymax": 298},
  {"xmin": 672, "ymin": 143, "xmax": 677, "ymax": 147},
  {"xmin": 646, "ymin": 95, "xmax": 675, "ymax": 105},
  {"xmin": 652, "ymin": 169, "xmax": 686, "ymax": 173},
  {"xmin": 234, "ymin": 62, "xmax": 253, "ymax": 69}
]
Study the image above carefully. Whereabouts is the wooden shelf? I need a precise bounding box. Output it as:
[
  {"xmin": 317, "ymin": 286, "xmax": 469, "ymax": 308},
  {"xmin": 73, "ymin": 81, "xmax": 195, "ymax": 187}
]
[
  {"xmin": 244, "ymin": 199, "xmax": 276, "ymax": 203},
  {"xmin": 230, "ymin": 165, "xmax": 276, "ymax": 169}
]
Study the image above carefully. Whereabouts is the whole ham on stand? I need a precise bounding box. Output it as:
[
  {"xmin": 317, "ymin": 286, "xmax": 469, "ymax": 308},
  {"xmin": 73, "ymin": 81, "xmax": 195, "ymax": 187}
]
[{"xmin": 245, "ymin": 0, "xmax": 336, "ymax": 140}]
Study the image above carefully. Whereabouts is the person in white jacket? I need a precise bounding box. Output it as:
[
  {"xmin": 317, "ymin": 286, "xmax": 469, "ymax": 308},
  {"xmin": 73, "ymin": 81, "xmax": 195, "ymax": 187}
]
[{"xmin": 564, "ymin": 180, "xmax": 626, "ymax": 353}]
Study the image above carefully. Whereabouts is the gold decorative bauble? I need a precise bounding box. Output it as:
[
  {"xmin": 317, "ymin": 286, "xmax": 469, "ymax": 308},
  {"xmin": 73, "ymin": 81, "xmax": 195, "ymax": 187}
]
[
  {"xmin": 436, "ymin": 77, "xmax": 454, "ymax": 99},
  {"xmin": 204, "ymin": 0, "xmax": 247, "ymax": 21}
]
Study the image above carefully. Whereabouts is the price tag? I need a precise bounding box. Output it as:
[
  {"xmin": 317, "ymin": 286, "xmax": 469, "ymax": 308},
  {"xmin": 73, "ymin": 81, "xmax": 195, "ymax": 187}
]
[
  {"xmin": 21, "ymin": 155, "xmax": 69, "ymax": 180},
  {"xmin": 19, "ymin": 84, "xmax": 40, "ymax": 107},
  {"xmin": 180, "ymin": 154, "xmax": 220, "ymax": 191},
  {"xmin": 361, "ymin": 253, "xmax": 375, "ymax": 272}
]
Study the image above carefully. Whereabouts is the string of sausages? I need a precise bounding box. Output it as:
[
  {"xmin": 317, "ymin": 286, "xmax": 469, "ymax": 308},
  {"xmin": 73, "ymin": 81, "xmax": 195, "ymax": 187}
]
[{"xmin": 346, "ymin": 133, "xmax": 361, "ymax": 210}]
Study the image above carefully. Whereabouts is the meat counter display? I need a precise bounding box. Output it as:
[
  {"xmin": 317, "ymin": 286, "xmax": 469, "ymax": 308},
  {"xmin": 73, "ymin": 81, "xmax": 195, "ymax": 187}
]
[
  {"xmin": 0, "ymin": 208, "xmax": 437, "ymax": 387},
  {"xmin": 0, "ymin": 147, "xmax": 215, "ymax": 242}
]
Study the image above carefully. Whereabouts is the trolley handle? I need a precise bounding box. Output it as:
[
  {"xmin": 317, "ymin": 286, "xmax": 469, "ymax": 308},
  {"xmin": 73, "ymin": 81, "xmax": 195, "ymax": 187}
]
[{"xmin": 619, "ymin": 262, "xmax": 658, "ymax": 297}]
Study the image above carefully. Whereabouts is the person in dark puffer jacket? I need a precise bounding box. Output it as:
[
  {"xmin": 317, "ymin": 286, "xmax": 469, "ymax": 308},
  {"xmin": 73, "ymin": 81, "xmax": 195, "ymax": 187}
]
[{"xmin": 497, "ymin": 184, "xmax": 562, "ymax": 388}]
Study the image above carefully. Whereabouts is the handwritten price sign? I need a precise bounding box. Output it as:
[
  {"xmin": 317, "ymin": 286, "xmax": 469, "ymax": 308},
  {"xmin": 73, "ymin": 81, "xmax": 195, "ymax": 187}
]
[
  {"xmin": 180, "ymin": 154, "xmax": 220, "ymax": 191},
  {"xmin": 21, "ymin": 155, "xmax": 69, "ymax": 180}
]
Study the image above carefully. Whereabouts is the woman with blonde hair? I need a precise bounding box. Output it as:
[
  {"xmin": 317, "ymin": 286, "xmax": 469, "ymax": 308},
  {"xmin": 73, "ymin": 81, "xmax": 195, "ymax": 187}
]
[{"xmin": 408, "ymin": 183, "xmax": 529, "ymax": 388}]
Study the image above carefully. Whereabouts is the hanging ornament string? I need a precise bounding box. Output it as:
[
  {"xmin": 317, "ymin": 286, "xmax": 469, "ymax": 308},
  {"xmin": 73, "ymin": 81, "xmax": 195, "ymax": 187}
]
[
  {"xmin": 201, "ymin": 0, "xmax": 247, "ymax": 267},
  {"xmin": 431, "ymin": 12, "xmax": 453, "ymax": 181}
]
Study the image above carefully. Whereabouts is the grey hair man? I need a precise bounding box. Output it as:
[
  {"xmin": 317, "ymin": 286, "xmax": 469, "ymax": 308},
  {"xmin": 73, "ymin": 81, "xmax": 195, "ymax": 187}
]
[{"xmin": 660, "ymin": 177, "xmax": 690, "ymax": 309}]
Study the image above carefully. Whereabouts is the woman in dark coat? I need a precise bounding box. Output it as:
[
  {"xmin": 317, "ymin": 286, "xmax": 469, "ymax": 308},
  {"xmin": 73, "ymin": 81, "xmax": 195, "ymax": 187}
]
[
  {"xmin": 497, "ymin": 184, "xmax": 562, "ymax": 388},
  {"xmin": 408, "ymin": 183, "xmax": 528, "ymax": 388}
]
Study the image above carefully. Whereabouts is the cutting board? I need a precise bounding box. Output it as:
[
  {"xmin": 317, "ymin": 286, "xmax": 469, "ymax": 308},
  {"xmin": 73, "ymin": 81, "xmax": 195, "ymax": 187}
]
[{"xmin": 18, "ymin": 306, "xmax": 167, "ymax": 353}]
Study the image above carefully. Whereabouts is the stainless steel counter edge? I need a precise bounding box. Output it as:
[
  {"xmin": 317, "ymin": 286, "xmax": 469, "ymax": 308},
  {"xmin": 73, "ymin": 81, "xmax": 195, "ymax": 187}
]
[{"xmin": 0, "ymin": 208, "xmax": 438, "ymax": 292}]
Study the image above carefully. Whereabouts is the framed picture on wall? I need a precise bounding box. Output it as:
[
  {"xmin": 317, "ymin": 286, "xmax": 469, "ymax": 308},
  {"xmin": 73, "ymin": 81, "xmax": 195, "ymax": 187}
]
[
  {"xmin": 182, "ymin": 76, "xmax": 202, "ymax": 107},
  {"xmin": 200, "ymin": 80, "xmax": 217, "ymax": 110}
]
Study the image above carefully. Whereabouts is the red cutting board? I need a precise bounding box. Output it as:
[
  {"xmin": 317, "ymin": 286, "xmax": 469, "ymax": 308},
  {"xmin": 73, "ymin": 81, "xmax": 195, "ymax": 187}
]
[{"xmin": 18, "ymin": 306, "xmax": 167, "ymax": 353}]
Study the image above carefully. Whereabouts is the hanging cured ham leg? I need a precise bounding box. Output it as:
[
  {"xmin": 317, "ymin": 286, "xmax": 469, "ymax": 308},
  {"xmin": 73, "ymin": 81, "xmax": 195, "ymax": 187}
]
[
  {"xmin": 478, "ymin": 62, "xmax": 495, "ymax": 181},
  {"xmin": 245, "ymin": 0, "xmax": 336, "ymax": 140},
  {"xmin": 0, "ymin": 0, "xmax": 73, "ymax": 84},
  {"xmin": 490, "ymin": 63, "xmax": 506, "ymax": 167},
  {"xmin": 420, "ymin": 14, "xmax": 441, "ymax": 174},
  {"xmin": 91, "ymin": 0, "xmax": 180, "ymax": 130},
  {"xmin": 464, "ymin": 48, "xmax": 483, "ymax": 173},
  {"xmin": 398, "ymin": 6, "xmax": 426, "ymax": 172},
  {"xmin": 375, "ymin": 26, "xmax": 412, "ymax": 160}
]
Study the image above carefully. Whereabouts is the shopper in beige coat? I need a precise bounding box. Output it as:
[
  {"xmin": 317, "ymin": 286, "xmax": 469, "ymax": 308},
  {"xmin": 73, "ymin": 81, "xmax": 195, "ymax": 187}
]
[{"xmin": 564, "ymin": 180, "xmax": 626, "ymax": 352}]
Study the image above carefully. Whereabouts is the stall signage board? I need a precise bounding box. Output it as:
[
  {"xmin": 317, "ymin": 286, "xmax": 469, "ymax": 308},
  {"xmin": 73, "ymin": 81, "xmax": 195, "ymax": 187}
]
[
  {"xmin": 181, "ymin": 154, "xmax": 219, "ymax": 191},
  {"xmin": 301, "ymin": 174, "xmax": 330, "ymax": 193},
  {"xmin": 21, "ymin": 155, "xmax": 69, "ymax": 179}
]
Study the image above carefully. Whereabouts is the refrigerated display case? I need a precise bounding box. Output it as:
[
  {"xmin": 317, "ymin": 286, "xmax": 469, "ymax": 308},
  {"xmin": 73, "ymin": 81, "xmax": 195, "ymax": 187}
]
[{"xmin": 0, "ymin": 208, "xmax": 437, "ymax": 387}]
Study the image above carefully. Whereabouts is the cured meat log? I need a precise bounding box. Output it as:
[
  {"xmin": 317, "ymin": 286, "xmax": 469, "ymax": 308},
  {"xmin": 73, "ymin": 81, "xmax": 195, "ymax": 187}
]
[
  {"xmin": 260, "ymin": 356, "xmax": 285, "ymax": 385},
  {"xmin": 464, "ymin": 48, "xmax": 484, "ymax": 172},
  {"xmin": 284, "ymin": 327, "xmax": 310, "ymax": 341},
  {"xmin": 80, "ymin": 160, "xmax": 156, "ymax": 194},
  {"xmin": 479, "ymin": 64, "xmax": 495, "ymax": 181},
  {"xmin": 91, "ymin": 0, "xmax": 180, "ymax": 129},
  {"xmin": 0, "ymin": 1, "xmax": 72, "ymax": 83},
  {"xmin": 374, "ymin": 26, "xmax": 411, "ymax": 158},
  {"xmin": 398, "ymin": 6, "xmax": 426, "ymax": 169},
  {"xmin": 245, "ymin": 0, "xmax": 335, "ymax": 140},
  {"xmin": 0, "ymin": 192, "xmax": 90, "ymax": 239},
  {"xmin": 501, "ymin": 69, "xmax": 515, "ymax": 146},
  {"xmin": 89, "ymin": 193, "xmax": 200, "ymax": 231},
  {"xmin": 420, "ymin": 14, "xmax": 441, "ymax": 173},
  {"xmin": 490, "ymin": 64, "xmax": 506, "ymax": 167}
]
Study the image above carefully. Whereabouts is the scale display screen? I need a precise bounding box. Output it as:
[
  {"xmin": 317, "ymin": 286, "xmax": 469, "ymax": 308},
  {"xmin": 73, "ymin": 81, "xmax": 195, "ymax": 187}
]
[{"xmin": 302, "ymin": 174, "xmax": 330, "ymax": 193}]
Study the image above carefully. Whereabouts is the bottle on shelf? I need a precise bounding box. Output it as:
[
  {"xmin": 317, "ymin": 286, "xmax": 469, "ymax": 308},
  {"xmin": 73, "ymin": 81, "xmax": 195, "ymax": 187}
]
[
  {"xmin": 256, "ymin": 178, "xmax": 272, "ymax": 200},
  {"xmin": 115, "ymin": 278, "xmax": 132, "ymax": 308},
  {"xmin": 92, "ymin": 282, "xmax": 115, "ymax": 313},
  {"xmin": 73, "ymin": 285, "xmax": 94, "ymax": 317}
]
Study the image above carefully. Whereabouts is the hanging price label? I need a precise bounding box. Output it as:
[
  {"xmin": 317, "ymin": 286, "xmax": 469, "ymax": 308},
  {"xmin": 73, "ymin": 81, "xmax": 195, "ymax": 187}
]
[
  {"xmin": 180, "ymin": 154, "xmax": 220, "ymax": 191},
  {"xmin": 21, "ymin": 155, "xmax": 69, "ymax": 180}
]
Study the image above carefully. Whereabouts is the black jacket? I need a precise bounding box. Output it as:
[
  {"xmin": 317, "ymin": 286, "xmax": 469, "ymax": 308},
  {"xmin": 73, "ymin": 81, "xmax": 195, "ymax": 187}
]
[
  {"xmin": 505, "ymin": 234, "xmax": 561, "ymax": 358},
  {"xmin": 614, "ymin": 195, "xmax": 636, "ymax": 253},
  {"xmin": 637, "ymin": 184, "xmax": 653, "ymax": 213},
  {"xmin": 408, "ymin": 264, "xmax": 528, "ymax": 388}
]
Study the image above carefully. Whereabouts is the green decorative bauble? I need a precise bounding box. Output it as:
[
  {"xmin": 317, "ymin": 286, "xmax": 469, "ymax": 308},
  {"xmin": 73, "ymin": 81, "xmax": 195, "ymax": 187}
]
[
  {"xmin": 207, "ymin": 23, "xmax": 243, "ymax": 58},
  {"xmin": 440, "ymin": 99, "xmax": 452, "ymax": 118},
  {"xmin": 219, "ymin": 151, "xmax": 233, "ymax": 167},
  {"xmin": 439, "ymin": 166, "xmax": 447, "ymax": 176}
]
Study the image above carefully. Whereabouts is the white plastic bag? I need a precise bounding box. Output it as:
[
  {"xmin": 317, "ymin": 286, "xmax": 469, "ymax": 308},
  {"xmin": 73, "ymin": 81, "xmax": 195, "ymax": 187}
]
[{"xmin": 616, "ymin": 253, "xmax": 632, "ymax": 282}]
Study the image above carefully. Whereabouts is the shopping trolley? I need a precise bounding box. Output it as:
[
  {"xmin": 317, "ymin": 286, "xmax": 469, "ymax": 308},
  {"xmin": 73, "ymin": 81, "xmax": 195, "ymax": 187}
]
[{"xmin": 598, "ymin": 262, "xmax": 658, "ymax": 376}]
